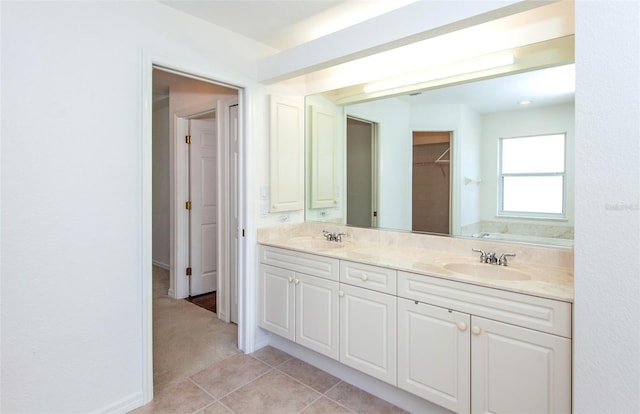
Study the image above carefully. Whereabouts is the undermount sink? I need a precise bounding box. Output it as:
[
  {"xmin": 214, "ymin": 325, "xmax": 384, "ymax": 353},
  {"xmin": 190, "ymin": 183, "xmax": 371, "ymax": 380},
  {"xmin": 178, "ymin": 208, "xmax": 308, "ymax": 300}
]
[
  {"xmin": 289, "ymin": 237, "xmax": 345, "ymax": 250},
  {"xmin": 444, "ymin": 263, "xmax": 531, "ymax": 281}
]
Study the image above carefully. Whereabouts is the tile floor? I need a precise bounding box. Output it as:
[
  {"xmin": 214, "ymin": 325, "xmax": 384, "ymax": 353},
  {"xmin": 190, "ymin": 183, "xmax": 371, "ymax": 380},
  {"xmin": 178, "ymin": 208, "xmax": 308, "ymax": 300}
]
[
  {"xmin": 137, "ymin": 267, "xmax": 407, "ymax": 413},
  {"xmin": 132, "ymin": 346, "xmax": 407, "ymax": 414}
]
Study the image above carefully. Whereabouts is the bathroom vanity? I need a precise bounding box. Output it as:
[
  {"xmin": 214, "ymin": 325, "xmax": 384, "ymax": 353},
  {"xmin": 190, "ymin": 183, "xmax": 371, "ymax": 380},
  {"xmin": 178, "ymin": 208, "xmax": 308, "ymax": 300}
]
[{"xmin": 257, "ymin": 223, "xmax": 573, "ymax": 414}]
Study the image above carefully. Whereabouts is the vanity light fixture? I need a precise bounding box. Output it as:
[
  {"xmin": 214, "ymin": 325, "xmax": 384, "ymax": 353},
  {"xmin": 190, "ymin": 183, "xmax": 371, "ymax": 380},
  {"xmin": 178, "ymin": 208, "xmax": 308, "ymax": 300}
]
[
  {"xmin": 519, "ymin": 100, "xmax": 532, "ymax": 105},
  {"xmin": 363, "ymin": 52, "xmax": 515, "ymax": 94}
]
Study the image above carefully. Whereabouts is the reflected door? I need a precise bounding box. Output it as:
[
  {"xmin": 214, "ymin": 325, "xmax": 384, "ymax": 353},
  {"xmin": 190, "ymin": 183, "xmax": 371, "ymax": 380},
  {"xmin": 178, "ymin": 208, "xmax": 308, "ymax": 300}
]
[
  {"xmin": 347, "ymin": 117, "xmax": 376, "ymax": 227},
  {"xmin": 412, "ymin": 131, "xmax": 451, "ymax": 234}
]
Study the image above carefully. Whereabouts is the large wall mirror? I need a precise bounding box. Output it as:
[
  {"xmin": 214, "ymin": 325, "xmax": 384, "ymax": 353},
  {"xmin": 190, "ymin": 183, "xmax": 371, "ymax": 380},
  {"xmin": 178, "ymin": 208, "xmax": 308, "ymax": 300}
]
[{"xmin": 305, "ymin": 35, "xmax": 575, "ymax": 247}]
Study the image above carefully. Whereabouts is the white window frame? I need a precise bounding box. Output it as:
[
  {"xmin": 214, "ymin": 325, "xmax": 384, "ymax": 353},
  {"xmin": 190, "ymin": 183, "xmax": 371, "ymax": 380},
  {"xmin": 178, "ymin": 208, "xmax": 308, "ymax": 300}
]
[{"xmin": 498, "ymin": 133, "xmax": 567, "ymax": 219}]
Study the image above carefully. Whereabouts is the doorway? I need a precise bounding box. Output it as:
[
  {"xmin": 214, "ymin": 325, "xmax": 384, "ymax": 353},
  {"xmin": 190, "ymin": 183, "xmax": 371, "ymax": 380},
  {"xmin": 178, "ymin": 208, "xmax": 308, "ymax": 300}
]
[
  {"xmin": 412, "ymin": 131, "xmax": 451, "ymax": 234},
  {"xmin": 346, "ymin": 116, "xmax": 378, "ymax": 227},
  {"xmin": 150, "ymin": 67, "xmax": 242, "ymax": 391}
]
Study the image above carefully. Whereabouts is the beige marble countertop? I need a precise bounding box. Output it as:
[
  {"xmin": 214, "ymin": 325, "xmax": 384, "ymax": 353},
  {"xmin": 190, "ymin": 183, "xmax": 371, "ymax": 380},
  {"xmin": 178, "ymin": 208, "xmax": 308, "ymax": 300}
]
[{"xmin": 258, "ymin": 224, "xmax": 574, "ymax": 303}]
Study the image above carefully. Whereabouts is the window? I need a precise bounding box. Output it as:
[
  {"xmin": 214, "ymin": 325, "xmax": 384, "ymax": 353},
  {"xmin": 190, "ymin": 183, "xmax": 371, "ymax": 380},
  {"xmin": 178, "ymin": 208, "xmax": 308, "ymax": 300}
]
[{"xmin": 499, "ymin": 133, "xmax": 566, "ymax": 217}]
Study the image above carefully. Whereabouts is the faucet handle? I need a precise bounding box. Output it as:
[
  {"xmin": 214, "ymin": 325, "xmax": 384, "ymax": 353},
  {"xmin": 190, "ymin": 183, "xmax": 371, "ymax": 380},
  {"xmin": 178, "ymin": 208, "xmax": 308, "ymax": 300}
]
[
  {"xmin": 498, "ymin": 253, "xmax": 516, "ymax": 266},
  {"xmin": 335, "ymin": 233, "xmax": 346, "ymax": 242},
  {"xmin": 472, "ymin": 248, "xmax": 487, "ymax": 263}
]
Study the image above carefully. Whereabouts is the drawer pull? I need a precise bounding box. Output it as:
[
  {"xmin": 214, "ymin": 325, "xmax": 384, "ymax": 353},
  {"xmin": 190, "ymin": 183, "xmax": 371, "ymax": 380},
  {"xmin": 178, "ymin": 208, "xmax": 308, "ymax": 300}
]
[
  {"xmin": 338, "ymin": 290, "xmax": 345, "ymax": 297},
  {"xmin": 457, "ymin": 322, "xmax": 468, "ymax": 332},
  {"xmin": 472, "ymin": 326, "xmax": 482, "ymax": 336},
  {"xmin": 361, "ymin": 273, "xmax": 368, "ymax": 282}
]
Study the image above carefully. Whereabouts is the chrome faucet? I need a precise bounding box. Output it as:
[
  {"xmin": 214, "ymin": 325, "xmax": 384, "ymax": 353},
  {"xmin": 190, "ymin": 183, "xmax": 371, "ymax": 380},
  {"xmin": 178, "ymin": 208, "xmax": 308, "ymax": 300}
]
[
  {"xmin": 472, "ymin": 249, "xmax": 516, "ymax": 266},
  {"xmin": 498, "ymin": 253, "xmax": 516, "ymax": 266},
  {"xmin": 323, "ymin": 230, "xmax": 345, "ymax": 242}
]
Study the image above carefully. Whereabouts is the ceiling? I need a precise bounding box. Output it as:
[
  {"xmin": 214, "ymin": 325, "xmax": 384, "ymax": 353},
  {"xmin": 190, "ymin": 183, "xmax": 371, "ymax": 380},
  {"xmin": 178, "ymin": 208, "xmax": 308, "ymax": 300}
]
[
  {"xmin": 399, "ymin": 63, "xmax": 575, "ymax": 113},
  {"xmin": 159, "ymin": 0, "xmax": 415, "ymax": 51}
]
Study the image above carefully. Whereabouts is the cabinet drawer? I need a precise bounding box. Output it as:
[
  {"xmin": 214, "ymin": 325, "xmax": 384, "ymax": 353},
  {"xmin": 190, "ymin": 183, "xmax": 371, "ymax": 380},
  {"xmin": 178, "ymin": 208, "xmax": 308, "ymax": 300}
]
[
  {"xmin": 397, "ymin": 271, "xmax": 572, "ymax": 338},
  {"xmin": 340, "ymin": 260, "xmax": 397, "ymax": 294},
  {"xmin": 259, "ymin": 245, "xmax": 339, "ymax": 281}
]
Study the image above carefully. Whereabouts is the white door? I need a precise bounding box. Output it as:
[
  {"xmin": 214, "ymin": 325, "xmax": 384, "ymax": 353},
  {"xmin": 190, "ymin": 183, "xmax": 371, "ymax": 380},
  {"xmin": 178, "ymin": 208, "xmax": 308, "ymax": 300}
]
[
  {"xmin": 189, "ymin": 117, "xmax": 217, "ymax": 296},
  {"xmin": 471, "ymin": 316, "xmax": 572, "ymax": 414},
  {"xmin": 339, "ymin": 284, "xmax": 397, "ymax": 385},
  {"xmin": 228, "ymin": 102, "xmax": 239, "ymax": 324},
  {"xmin": 295, "ymin": 273, "xmax": 339, "ymax": 360},
  {"xmin": 398, "ymin": 298, "xmax": 471, "ymax": 413}
]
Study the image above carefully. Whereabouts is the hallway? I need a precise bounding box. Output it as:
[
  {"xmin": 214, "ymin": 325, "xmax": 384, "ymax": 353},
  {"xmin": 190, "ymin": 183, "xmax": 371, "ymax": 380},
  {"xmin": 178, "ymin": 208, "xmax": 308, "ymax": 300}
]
[{"xmin": 132, "ymin": 267, "xmax": 407, "ymax": 413}]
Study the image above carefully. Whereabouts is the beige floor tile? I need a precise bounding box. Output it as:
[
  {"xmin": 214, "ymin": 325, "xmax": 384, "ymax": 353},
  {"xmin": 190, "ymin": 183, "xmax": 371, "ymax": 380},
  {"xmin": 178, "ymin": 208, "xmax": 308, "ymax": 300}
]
[
  {"xmin": 195, "ymin": 401, "xmax": 234, "ymax": 414},
  {"xmin": 130, "ymin": 379, "xmax": 214, "ymax": 414},
  {"xmin": 326, "ymin": 382, "xmax": 405, "ymax": 414},
  {"xmin": 249, "ymin": 345, "xmax": 293, "ymax": 367},
  {"xmin": 220, "ymin": 370, "xmax": 321, "ymax": 414},
  {"xmin": 190, "ymin": 353, "xmax": 272, "ymax": 398},
  {"xmin": 277, "ymin": 357, "xmax": 341, "ymax": 393},
  {"xmin": 300, "ymin": 396, "xmax": 355, "ymax": 414}
]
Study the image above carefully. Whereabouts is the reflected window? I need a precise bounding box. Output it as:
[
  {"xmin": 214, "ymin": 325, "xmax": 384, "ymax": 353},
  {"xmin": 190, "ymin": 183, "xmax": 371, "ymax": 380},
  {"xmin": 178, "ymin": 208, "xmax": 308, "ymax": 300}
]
[{"xmin": 499, "ymin": 134, "xmax": 566, "ymax": 217}]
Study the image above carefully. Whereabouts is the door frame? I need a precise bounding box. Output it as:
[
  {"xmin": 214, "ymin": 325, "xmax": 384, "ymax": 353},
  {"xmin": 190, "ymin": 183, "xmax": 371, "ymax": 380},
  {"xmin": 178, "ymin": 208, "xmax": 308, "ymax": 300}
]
[{"xmin": 142, "ymin": 58, "xmax": 248, "ymax": 405}]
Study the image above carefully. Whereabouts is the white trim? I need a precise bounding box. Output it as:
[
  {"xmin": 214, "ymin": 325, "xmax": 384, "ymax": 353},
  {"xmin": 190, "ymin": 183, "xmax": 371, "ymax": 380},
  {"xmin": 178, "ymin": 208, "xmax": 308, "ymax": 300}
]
[
  {"xmin": 95, "ymin": 391, "xmax": 143, "ymax": 414},
  {"xmin": 140, "ymin": 51, "xmax": 154, "ymax": 406}
]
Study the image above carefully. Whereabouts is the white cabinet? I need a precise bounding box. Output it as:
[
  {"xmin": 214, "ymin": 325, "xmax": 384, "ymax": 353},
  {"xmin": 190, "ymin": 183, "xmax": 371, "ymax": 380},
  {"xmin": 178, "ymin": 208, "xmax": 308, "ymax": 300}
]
[
  {"xmin": 471, "ymin": 316, "xmax": 571, "ymax": 414},
  {"xmin": 295, "ymin": 273, "xmax": 339, "ymax": 359},
  {"xmin": 339, "ymin": 283, "xmax": 397, "ymax": 385},
  {"xmin": 258, "ymin": 245, "xmax": 572, "ymax": 414},
  {"xmin": 258, "ymin": 246, "xmax": 339, "ymax": 359},
  {"xmin": 269, "ymin": 95, "xmax": 304, "ymax": 212},
  {"xmin": 308, "ymin": 104, "xmax": 339, "ymax": 209},
  {"xmin": 398, "ymin": 271, "xmax": 572, "ymax": 414},
  {"xmin": 398, "ymin": 298, "xmax": 471, "ymax": 413},
  {"xmin": 258, "ymin": 264, "xmax": 295, "ymax": 341}
]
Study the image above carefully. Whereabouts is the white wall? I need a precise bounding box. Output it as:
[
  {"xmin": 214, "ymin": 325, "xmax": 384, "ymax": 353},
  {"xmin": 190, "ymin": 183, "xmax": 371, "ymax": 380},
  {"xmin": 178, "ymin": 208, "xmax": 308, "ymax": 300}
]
[
  {"xmin": 480, "ymin": 103, "xmax": 575, "ymax": 229},
  {"xmin": 574, "ymin": 1, "xmax": 640, "ymax": 413},
  {"xmin": 0, "ymin": 2, "xmax": 272, "ymax": 412}
]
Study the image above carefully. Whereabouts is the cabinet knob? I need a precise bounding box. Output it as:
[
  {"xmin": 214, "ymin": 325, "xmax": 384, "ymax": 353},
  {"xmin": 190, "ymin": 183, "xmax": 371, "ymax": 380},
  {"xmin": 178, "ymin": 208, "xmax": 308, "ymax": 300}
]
[
  {"xmin": 288, "ymin": 276, "xmax": 294, "ymax": 283},
  {"xmin": 361, "ymin": 274, "xmax": 368, "ymax": 282},
  {"xmin": 294, "ymin": 278, "xmax": 300, "ymax": 285},
  {"xmin": 472, "ymin": 326, "xmax": 482, "ymax": 336},
  {"xmin": 457, "ymin": 322, "xmax": 468, "ymax": 331},
  {"xmin": 338, "ymin": 290, "xmax": 345, "ymax": 297}
]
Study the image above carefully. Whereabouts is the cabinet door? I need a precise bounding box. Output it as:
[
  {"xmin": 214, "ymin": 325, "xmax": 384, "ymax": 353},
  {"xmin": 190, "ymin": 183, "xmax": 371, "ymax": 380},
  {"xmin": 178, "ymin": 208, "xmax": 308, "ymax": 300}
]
[
  {"xmin": 269, "ymin": 95, "xmax": 304, "ymax": 212},
  {"xmin": 296, "ymin": 273, "xmax": 339, "ymax": 360},
  {"xmin": 471, "ymin": 317, "xmax": 571, "ymax": 414},
  {"xmin": 398, "ymin": 299, "xmax": 471, "ymax": 413},
  {"xmin": 257, "ymin": 264, "xmax": 295, "ymax": 341},
  {"xmin": 339, "ymin": 284, "xmax": 397, "ymax": 385}
]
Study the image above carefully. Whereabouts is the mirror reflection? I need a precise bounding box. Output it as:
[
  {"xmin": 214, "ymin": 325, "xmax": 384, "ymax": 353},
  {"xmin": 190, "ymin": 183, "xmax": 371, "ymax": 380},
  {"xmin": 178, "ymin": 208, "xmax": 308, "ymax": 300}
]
[{"xmin": 305, "ymin": 63, "xmax": 575, "ymax": 247}]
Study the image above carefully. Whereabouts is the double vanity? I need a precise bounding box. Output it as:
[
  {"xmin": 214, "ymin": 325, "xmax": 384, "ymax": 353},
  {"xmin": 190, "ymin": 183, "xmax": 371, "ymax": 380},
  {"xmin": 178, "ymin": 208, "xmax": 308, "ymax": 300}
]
[{"xmin": 257, "ymin": 222, "xmax": 573, "ymax": 413}]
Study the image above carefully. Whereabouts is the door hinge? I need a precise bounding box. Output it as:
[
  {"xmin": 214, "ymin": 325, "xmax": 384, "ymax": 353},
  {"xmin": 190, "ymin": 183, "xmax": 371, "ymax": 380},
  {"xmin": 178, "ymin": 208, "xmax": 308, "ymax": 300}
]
[
  {"xmin": 186, "ymin": 267, "xmax": 192, "ymax": 276},
  {"xmin": 186, "ymin": 201, "xmax": 192, "ymax": 210},
  {"xmin": 373, "ymin": 211, "xmax": 378, "ymax": 217},
  {"xmin": 242, "ymin": 228, "xmax": 245, "ymax": 237},
  {"xmin": 185, "ymin": 135, "xmax": 192, "ymax": 144}
]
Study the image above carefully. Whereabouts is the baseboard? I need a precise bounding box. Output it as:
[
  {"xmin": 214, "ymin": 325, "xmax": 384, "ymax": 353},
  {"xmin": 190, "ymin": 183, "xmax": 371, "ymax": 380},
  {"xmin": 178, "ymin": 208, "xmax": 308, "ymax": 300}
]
[
  {"xmin": 152, "ymin": 260, "xmax": 170, "ymax": 270},
  {"xmin": 269, "ymin": 336, "xmax": 450, "ymax": 414},
  {"xmin": 95, "ymin": 391, "xmax": 144, "ymax": 414}
]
